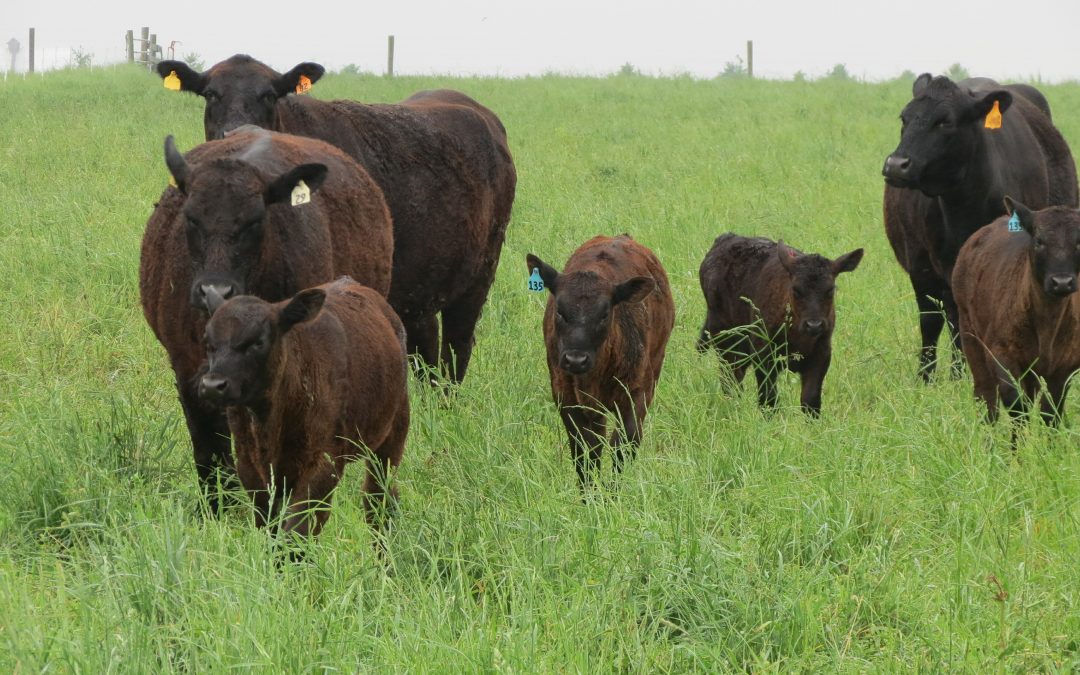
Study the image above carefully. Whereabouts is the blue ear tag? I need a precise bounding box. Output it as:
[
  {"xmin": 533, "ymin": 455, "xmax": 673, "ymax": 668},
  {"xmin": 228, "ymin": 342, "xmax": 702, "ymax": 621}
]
[
  {"xmin": 528, "ymin": 268, "xmax": 545, "ymax": 292},
  {"xmin": 1007, "ymin": 212, "xmax": 1022, "ymax": 232}
]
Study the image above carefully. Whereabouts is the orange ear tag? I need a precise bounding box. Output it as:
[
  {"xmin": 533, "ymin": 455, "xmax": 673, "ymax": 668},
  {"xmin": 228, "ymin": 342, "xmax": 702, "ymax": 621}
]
[
  {"xmin": 163, "ymin": 70, "xmax": 181, "ymax": 91},
  {"xmin": 295, "ymin": 75, "xmax": 312, "ymax": 95},
  {"xmin": 984, "ymin": 100, "xmax": 1002, "ymax": 130}
]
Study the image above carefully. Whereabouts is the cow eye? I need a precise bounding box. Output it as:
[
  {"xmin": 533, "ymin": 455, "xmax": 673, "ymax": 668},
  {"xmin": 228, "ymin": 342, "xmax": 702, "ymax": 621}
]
[
  {"xmin": 203, "ymin": 90, "xmax": 220, "ymax": 102},
  {"xmin": 555, "ymin": 311, "xmax": 566, "ymax": 323},
  {"xmin": 185, "ymin": 216, "xmax": 201, "ymax": 231}
]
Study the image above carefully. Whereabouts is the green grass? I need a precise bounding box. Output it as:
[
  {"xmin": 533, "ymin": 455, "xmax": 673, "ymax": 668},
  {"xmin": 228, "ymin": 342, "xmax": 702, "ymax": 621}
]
[{"xmin": 1, "ymin": 65, "xmax": 1079, "ymax": 671}]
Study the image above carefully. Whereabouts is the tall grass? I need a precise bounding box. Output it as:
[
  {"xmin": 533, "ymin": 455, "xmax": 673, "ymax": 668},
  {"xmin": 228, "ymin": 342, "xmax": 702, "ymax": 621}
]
[{"xmin": 0, "ymin": 66, "xmax": 1078, "ymax": 670}]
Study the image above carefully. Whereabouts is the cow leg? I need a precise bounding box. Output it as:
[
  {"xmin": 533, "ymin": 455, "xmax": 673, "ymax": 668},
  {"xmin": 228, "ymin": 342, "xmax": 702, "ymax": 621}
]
[
  {"xmin": 404, "ymin": 313, "xmax": 440, "ymax": 382},
  {"xmin": 941, "ymin": 288, "xmax": 965, "ymax": 379},
  {"xmin": 176, "ymin": 377, "xmax": 235, "ymax": 515},
  {"xmin": 962, "ymin": 338, "xmax": 1000, "ymax": 423},
  {"xmin": 798, "ymin": 347, "xmax": 831, "ymax": 417},
  {"xmin": 560, "ymin": 405, "xmax": 604, "ymax": 495},
  {"xmin": 1040, "ymin": 374, "xmax": 1071, "ymax": 427},
  {"xmin": 910, "ymin": 271, "xmax": 947, "ymax": 382},
  {"xmin": 717, "ymin": 335, "xmax": 749, "ymax": 394},
  {"xmin": 439, "ymin": 288, "xmax": 489, "ymax": 384},
  {"xmin": 754, "ymin": 359, "xmax": 779, "ymax": 410},
  {"xmin": 364, "ymin": 418, "xmax": 407, "ymax": 535},
  {"xmin": 279, "ymin": 453, "xmax": 341, "ymax": 538},
  {"xmin": 612, "ymin": 391, "xmax": 647, "ymax": 476}
]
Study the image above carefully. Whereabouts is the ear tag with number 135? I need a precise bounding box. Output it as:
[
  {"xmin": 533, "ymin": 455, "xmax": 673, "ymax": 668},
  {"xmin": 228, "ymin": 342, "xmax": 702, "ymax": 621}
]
[
  {"xmin": 528, "ymin": 268, "xmax": 544, "ymax": 292},
  {"xmin": 1007, "ymin": 212, "xmax": 1022, "ymax": 232}
]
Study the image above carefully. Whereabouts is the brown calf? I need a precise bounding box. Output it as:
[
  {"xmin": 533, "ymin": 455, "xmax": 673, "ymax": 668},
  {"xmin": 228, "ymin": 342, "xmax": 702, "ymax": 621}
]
[
  {"xmin": 198, "ymin": 278, "xmax": 409, "ymax": 538},
  {"xmin": 953, "ymin": 198, "xmax": 1080, "ymax": 431},
  {"xmin": 697, "ymin": 234, "xmax": 863, "ymax": 415},
  {"xmin": 526, "ymin": 235, "xmax": 674, "ymax": 491}
]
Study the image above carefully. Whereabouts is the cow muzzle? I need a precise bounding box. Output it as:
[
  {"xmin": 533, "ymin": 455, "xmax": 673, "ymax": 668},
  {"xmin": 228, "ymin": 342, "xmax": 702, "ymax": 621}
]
[
  {"xmin": 801, "ymin": 319, "xmax": 828, "ymax": 337},
  {"xmin": 1047, "ymin": 274, "xmax": 1078, "ymax": 297},
  {"xmin": 882, "ymin": 154, "xmax": 913, "ymax": 186},
  {"xmin": 193, "ymin": 282, "xmax": 237, "ymax": 314},
  {"xmin": 559, "ymin": 351, "xmax": 593, "ymax": 375},
  {"xmin": 198, "ymin": 374, "xmax": 233, "ymax": 406}
]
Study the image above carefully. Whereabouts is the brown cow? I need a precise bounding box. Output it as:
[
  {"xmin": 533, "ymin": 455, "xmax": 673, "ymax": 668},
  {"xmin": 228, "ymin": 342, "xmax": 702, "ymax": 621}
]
[
  {"xmin": 953, "ymin": 198, "xmax": 1080, "ymax": 434},
  {"xmin": 525, "ymin": 235, "xmax": 674, "ymax": 492},
  {"xmin": 198, "ymin": 278, "xmax": 409, "ymax": 537},
  {"xmin": 156, "ymin": 54, "xmax": 517, "ymax": 384},
  {"xmin": 140, "ymin": 127, "xmax": 393, "ymax": 513},
  {"xmin": 697, "ymin": 234, "xmax": 863, "ymax": 416}
]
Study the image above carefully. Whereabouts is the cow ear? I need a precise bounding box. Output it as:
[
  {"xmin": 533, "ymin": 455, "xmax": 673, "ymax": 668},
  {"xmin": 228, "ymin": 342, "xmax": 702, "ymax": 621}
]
[
  {"xmin": 164, "ymin": 135, "xmax": 189, "ymax": 193},
  {"xmin": 912, "ymin": 73, "xmax": 932, "ymax": 97},
  {"xmin": 970, "ymin": 89, "xmax": 1013, "ymax": 122},
  {"xmin": 273, "ymin": 62, "xmax": 326, "ymax": 97},
  {"xmin": 156, "ymin": 60, "xmax": 206, "ymax": 94},
  {"xmin": 612, "ymin": 276, "xmax": 655, "ymax": 306},
  {"xmin": 777, "ymin": 240, "xmax": 797, "ymax": 274},
  {"xmin": 832, "ymin": 248, "xmax": 864, "ymax": 275},
  {"xmin": 1004, "ymin": 196, "xmax": 1035, "ymax": 234},
  {"xmin": 265, "ymin": 163, "xmax": 328, "ymax": 205},
  {"xmin": 279, "ymin": 288, "xmax": 326, "ymax": 333},
  {"xmin": 525, "ymin": 253, "xmax": 560, "ymax": 294}
]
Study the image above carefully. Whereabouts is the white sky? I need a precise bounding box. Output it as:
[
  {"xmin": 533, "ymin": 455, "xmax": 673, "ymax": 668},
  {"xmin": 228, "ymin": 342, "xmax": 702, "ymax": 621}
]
[{"xmin": 3, "ymin": 1, "xmax": 1080, "ymax": 81}]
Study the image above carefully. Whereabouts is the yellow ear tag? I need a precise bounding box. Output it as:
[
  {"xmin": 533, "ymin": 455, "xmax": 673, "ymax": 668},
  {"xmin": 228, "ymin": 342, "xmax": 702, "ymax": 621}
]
[
  {"xmin": 168, "ymin": 174, "xmax": 177, "ymax": 188},
  {"xmin": 295, "ymin": 74, "xmax": 312, "ymax": 95},
  {"xmin": 164, "ymin": 70, "xmax": 182, "ymax": 91},
  {"xmin": 291, "ymin": 180, "xmax": 311, "ymax": 206},
  {"xmin": 984, "ymin": 100, "xmax": 1002, "ymax": 130}
]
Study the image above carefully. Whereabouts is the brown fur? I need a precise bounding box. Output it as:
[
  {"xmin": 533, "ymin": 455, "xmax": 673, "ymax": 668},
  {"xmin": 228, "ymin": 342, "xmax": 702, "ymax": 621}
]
[
  {"xmin": 139, "ymin": 128, "xmax": 393, "ymax": 513},
  {"xmin": 158, "ymin": 54, "xmax": 517, "ymax": 384},
  {"xmin": 527, "ymin": 235, "xmax": 674, "ymax": 491},
  {"xmin": 205, "ymin": 278, "xmax": 409, "ymax": 537},
  {"xmin": 953, "ymin": 204, "xmax": 1080, "ymax": 432},
  {"xmin": 698, "ymin": 233, "xmax": 863, "ymax": 416}
]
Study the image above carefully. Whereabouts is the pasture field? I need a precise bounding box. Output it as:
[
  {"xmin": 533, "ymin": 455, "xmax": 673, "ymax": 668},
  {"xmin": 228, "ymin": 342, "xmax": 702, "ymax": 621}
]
[{"xmin": 1, "ymin": 66, "xmax": 1079, "ymax": 672}]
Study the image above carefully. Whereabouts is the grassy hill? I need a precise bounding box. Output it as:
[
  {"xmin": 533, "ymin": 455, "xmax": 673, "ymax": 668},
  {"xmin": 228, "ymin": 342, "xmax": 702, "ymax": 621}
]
[{"xmin": 0, "ymin": 66, "xmax": 1078, "ymax": 671}]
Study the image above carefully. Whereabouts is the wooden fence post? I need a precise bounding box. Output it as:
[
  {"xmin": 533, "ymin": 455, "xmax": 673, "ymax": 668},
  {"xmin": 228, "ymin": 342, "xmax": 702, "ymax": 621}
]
[
  {"xmin": 747, "ymin": 40, "xmax": 753, "ymax": 79},
  {"xmin": 126, "ymin": 30, "xmax": 134, "ymax": 63},
  {"xmin": 149, "ymin": 33, "xmax": 157, "ymax": 66},
  {"xmin": 28, "ymin": 28, "xmax": 34, "ymax": 73},
  {"xmin": 387, "ymin": 35, "xmax": 394, "ymax": 77},
  {"xmin": 139, "ymin": 27, "xmax": 149, "ymax": 65}
]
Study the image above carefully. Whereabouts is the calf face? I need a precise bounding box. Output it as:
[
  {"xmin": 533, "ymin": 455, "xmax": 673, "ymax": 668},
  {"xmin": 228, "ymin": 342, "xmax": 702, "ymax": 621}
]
[
  {"xmin": 1007, "ymin": 197, "xmax": 1080, "ymax": 297},
  {"xmin": 164, "ymin": 135, "xmax": 327, "ymax": 314},
  {"xmin": 526, "ymin": 254, "xmax": 654, "ymax": 376},
  {"xmin": 883, "ymin": 73, "xmax": 1012, "ymax": 196},
  {"xmin": 198, "ymin": 289, "xmax": 326, "ymax": 407},
  {"xmin": 777, "ymin": 242, "xmax": 864, "ymax": 337},
  {"xmin": 156, "ymin": 55, "xmax": 325, "ymax": 140}
]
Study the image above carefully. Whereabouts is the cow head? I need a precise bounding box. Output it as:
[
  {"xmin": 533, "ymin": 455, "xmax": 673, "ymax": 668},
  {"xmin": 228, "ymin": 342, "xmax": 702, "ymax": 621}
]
[
  {"xmin": 776, "ymin": 241, "xmax": 863, "ymax": 337},
  {"xmin": 164, "ymin": 135, "xmax": 328, "ymax": 314},
  {"xmin": 156, "ymin": 54, "xmax": 325, "ymax": 140},
  {"xmin": 882, "ymin": 73, "xmax": 1012, "ymax": 196},
  {"xmin": 198, "ymin": 288, "xmax": 326, "ymax": 408},
  {"xmin": 526, "ymin": 253, "xmax": 654, "ymax": 376},
  {"xmin": 1006, "ymin": 197, "xmax": 1080, "ymax": 298}
]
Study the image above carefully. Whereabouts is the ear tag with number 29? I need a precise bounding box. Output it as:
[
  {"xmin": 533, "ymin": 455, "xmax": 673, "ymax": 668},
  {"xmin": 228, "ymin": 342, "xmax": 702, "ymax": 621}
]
[
  {"xmin": 528, "ymin": 268, "xmax": 544, "ymax": 292},
  {"xmin": 1007, "ymin": 212, "xmax": 1022, "ymax": 232},
  {"xmin": 291, "ymin": 180, "xmax": 311, "ymax": 206}
]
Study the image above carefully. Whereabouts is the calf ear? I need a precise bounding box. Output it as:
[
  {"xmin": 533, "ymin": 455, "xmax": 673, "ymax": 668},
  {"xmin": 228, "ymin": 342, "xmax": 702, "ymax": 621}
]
[
  {"xmin": 612, "ymin": 276, "xmax": 656, "ymax": 306},
  {"xmin": 525, "ymin": 254, "xmax": 560, "ymax": 294},
  {"xmin": 156, "ymin": 60, "xmax": 206, "ymax": 94},
  {"xmin": 912, "ymin": 73, "xmax": 933, "ymax": 97},
  {"xmin": 273, "ymin": 62, "xmax": 326, "ymax": 97},
  {"xmin": 1003, "ymin": 195, "xmax": 1035, "ymax": 234},
  {"xmin": 832, "ymin": 248, "xmax": 864, "ymax": 275},
  {"xmin": 969, "ymin": 89, "xmax": 1013, "ymax": 122},
  {"xmin": 164, "ymin": 135, "xmax": 189, "ymax": 193},
  {"xmin": 279, "ymin": 288, "xmax": 326, "ymax": 333},
  {"xmin": 265, "ymin": 164, "xmax": 328, "ymax": 205},
  {"xmin": 777, "ymin": 240, "xmax": 797, "ymax": 274}
]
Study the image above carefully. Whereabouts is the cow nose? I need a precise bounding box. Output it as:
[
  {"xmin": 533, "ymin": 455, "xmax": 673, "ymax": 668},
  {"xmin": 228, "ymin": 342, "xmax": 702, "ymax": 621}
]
[
  {"xmin": 561, "ymin": 352, "xmax": 591, "ymax": 374},
  {"xmin": 199, "ymin": 284, "xmax": 235, "ymax": 314},
  {"xmin": 882, "ymin": 154, "xmax": 911, "ymax": 179},
  {"xmin": 802, "ymin": 319, "xmax": 826, "ymax": 335},
  {"xmin": 199, "ymin": 374, "xmax": 230, "ymax": 403},
  {"xmin": 1049, "ymin": 274, "xmax": 1077, "ymax": 295}
]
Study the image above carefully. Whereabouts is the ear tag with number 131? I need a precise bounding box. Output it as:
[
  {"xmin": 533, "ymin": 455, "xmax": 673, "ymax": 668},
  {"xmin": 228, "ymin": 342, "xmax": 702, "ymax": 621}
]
[
  {"xmin": 1007, "ymin": 212, "xmax": 1022, "ymax": 232},
  {"xmin": 528, "ymin": 268, "xmax": 544, "ymax": 292}
]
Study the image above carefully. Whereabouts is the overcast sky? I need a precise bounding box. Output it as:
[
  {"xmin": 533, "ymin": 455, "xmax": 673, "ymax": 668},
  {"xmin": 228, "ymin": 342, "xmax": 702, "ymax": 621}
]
[{"xmin": 3, "ymin": 1, "xmax": 1080, "ymax": 81}]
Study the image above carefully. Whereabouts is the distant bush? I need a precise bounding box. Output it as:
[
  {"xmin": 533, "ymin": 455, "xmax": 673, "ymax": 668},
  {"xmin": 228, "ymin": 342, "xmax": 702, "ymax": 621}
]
[
  {"xmin": 182, "ymin": 52, "xmax": 205, "ymax": 71},
  {"xmin": 793, "ymin": 71, "xmax": 806, "ymax": 83},
  {"xmin": 823, "ymin": 63, "xmax": 852, "ymax": 81},
  {"xmin": 945, "ymin": 62, "xmax": 970, "ymax": 81},
  {"xmin": 719, "ymin": 55, "xmax": 747, "ymax": 79},
  {"xmin": 339, "ymin": 63, "xmax": 373, "ymax": 76},
  {"xmin": 617, "ymin": 62, "xmax": 639, "ymax": 77},
  {"xmin": 69, "ymin": 47, "xmax": 92, "ymax": 69}
]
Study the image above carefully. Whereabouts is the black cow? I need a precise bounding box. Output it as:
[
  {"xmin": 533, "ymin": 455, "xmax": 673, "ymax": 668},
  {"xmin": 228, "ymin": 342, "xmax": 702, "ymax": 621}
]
[
  {"xmin": 882, "ymin": 73, "xmax": 1078, "ymax": 380},
  {"xmin": 156, "ymin": 54, "xmax": 517, "ymax": 385}
]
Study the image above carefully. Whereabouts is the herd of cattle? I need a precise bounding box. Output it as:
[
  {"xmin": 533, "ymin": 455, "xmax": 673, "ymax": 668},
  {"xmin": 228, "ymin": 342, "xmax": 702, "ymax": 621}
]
[{"xmin": 136, "ymin": 55, "xmax": 1080, "ymax": 541}]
